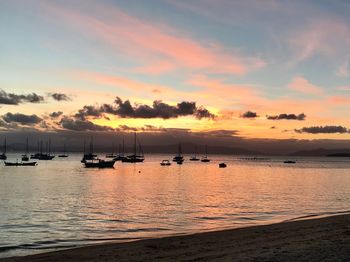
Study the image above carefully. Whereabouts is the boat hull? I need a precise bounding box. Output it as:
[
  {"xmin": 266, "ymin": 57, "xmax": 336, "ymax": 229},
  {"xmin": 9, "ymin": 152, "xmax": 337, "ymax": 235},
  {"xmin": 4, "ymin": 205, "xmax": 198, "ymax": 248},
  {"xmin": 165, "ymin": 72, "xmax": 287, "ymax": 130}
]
[
  {"xmin": 4, "ymin": 161, "xmax": 37, "ymax": 166},
  {"xmin": 84, "ymin": 160, "xmax": 115, "ymax": 168}
]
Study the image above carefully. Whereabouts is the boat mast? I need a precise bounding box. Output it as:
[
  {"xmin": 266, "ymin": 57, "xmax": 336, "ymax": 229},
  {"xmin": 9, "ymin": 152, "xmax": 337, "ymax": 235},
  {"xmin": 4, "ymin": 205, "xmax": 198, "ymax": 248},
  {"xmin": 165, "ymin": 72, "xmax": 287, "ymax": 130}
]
[
  {"xmin": 3, "ymin": 137, "xmax": 6, "ymax": 154},
  {"xmin": 26, "ymin": 137, "xmax": 29, "ymax": 154},
  {"xmin": 133, "ymin": 132, "xmax": 137, "ymax": 156}
]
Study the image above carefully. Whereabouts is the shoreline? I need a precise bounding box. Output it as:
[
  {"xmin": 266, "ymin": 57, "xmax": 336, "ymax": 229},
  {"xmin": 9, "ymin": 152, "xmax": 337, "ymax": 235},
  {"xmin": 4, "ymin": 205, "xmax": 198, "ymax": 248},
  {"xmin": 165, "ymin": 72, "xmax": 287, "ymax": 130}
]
[{"xmin": 2, "ymin": 213, "xmax": 350, "ymax": 261}]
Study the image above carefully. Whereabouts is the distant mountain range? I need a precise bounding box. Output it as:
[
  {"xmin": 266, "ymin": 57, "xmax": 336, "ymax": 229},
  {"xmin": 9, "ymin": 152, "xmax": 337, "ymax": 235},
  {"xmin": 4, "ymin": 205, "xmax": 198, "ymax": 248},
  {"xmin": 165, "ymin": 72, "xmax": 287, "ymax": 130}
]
[
  {"xmin": 4, "ymin": 142, "xmax": 261, "ymax": 155},
  {"xmin": 290, "ymin": 148, "xmax": 350, "ymax": 157}
]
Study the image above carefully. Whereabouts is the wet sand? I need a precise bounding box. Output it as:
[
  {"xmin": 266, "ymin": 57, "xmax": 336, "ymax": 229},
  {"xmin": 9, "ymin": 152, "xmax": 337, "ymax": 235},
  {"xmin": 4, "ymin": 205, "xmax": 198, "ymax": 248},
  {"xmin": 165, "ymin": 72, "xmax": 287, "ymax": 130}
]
[{"xmin": 2, "ymin": 214, "xmax": 350, "ymax": 262}]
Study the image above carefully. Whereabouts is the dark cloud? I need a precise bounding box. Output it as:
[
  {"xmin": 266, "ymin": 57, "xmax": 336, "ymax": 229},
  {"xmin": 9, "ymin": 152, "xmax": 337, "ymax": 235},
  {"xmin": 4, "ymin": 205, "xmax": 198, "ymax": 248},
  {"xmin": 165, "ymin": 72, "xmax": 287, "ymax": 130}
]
[
  {"xmin": 295, "ymin": 125, "xmax": 348, "ymax": 134},
  {"xmin": 0, "ymin": 90, "xmax": 44, "ymax": 105},
  {"xmin": 2, "ymin": 113, "xmax": 42, "ymax": 125},
  {"xmin": 60, "ymin": 117, "xmax": 114, "ymax": 131},
  {"xmin": 267, "ymin": 113, "xmax": 306, "ymax": 121},
  {"xmin": 75, "ymin": 97, "xmax": 215, "ymax": 120},
  {"xmin": 241, "ymin": 111, "xmax": 258, "ymax": 118},
  {"xmin": 75, "ymin": 105, "xmax": 102, "ymax": 120},
  {"xmin": 49, "ymin": 111, "xmax": 63, "ymax": 118},
  {"xmin": 50, "ymin": 93, "xmax": 72, "ymax": 101}
]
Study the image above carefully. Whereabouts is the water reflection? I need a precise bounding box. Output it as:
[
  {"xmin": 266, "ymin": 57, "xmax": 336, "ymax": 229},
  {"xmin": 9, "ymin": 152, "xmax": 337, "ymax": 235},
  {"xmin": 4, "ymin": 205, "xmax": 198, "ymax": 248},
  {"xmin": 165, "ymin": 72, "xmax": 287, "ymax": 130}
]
[{"xmin": 1, "ymin": 154, "xmax": 350, "ymax": 257}]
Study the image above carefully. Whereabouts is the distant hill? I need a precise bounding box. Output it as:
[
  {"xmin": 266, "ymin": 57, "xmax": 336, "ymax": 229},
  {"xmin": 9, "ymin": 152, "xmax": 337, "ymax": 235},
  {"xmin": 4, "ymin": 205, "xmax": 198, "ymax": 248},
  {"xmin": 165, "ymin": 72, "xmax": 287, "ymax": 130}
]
[
  {"xmin": 142, "ymin": 143, "xmax": 261, "ymax": 155},
  {"xmin": 290, "ymin": 148, "xmax": 350, "ymax": 156},
  {"xmin": 6, "ymin": 141, "xmax": 261, "ymax": 155}
]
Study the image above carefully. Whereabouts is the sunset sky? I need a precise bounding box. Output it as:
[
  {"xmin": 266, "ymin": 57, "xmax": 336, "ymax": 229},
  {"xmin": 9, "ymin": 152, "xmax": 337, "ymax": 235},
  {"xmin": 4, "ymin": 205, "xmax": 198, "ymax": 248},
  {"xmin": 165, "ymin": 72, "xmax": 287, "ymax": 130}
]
[{"xmin": 1, "ymin": 0, "xmax": 350, "ymax": 145}]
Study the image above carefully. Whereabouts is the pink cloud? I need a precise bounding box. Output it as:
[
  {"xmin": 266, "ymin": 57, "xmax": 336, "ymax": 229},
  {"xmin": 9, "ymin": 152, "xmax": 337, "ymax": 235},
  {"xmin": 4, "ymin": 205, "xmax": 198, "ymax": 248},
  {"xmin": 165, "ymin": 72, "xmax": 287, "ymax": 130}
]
[
  {"xmin": 288, "ymin": 76, "xmax": 323, "ymax": 95},
  {"xmin": 289, "ymin": 19, "xmax": 350, "ymax": 64},
  {"xmin": 42, "ymin": 1, "xmax": 262, "ymax": 75}
]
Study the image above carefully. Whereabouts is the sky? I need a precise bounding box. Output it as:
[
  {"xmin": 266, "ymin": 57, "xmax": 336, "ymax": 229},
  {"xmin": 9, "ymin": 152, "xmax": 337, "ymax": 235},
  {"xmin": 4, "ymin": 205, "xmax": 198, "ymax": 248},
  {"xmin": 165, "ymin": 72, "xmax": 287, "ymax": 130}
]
[{"xmin": 1, "ymin": 0, "xmax": 350, "ymax": 151}]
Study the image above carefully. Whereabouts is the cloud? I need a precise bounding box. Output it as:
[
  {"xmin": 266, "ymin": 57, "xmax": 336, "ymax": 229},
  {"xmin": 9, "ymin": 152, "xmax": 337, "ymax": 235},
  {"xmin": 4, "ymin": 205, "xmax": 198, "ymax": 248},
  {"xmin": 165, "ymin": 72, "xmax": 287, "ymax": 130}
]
[
  {"xmin": 60, "ymin": 117, "xmax": 114, "ymax": 131},
  {"xmin": 295, "ymin": 125, "xmax": 348, "ymax": 134},
  {"xmin": 336, "ymin": 55, "xmax": 350, "ymax": 77},
  {"xmin": 49, "ymin": 111, "xmax": 63, "ymax": 118},
  {"xmin": 50, "ymin": 93, "xmax": 72, "ymax": 101},
  {"xmin": 267, "ymin": 113, "xmax": 306, "ymax": 121},
  {"xmin": 288, "ymin": 76, "xmax": 323, "ymax": 95},
  {"xmin": 43, "ymin": 1, "xmax": 264, "ymax": 75},
  {"xmin": 0, "ymin": 90, "xmax": 44, "ymax": 105},
  {"xmin": 2, "ymin": 113, "xmax": 42, "ymax": 125},
  {"xmin": 241, "ymin": 111, "xmax": 258, "ymax": 118},
  {"xmin": 75, "ymin": 105, "xmax": 102, "ymax": 120},
  {"xmin": 75, "ymin": 97, "xmax": 215, "ymax": 120}
]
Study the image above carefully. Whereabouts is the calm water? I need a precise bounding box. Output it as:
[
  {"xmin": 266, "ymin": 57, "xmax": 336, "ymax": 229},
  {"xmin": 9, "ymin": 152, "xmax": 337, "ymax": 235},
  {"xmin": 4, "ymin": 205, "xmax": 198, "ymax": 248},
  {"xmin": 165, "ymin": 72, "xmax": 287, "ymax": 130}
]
[{"xmin": 1, "ymin": 154, "xmax": 350, "ymax": 258}]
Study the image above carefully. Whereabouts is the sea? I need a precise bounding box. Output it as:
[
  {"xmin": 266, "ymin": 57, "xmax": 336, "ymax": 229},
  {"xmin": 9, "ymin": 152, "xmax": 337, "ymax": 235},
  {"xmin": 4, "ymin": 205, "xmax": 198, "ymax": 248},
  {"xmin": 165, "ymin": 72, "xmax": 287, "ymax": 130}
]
[{"xmin": 1, "ymin": 153, "xmax": 350, "ymax": 258}]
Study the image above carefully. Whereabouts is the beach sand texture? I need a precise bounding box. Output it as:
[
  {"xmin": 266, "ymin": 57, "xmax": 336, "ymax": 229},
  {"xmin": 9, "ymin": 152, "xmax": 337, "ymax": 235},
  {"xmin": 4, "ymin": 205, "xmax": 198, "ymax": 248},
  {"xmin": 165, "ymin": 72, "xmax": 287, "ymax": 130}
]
[{"xmin": 2, "ymin": 214, "xmax": 350, "ymax": 262}]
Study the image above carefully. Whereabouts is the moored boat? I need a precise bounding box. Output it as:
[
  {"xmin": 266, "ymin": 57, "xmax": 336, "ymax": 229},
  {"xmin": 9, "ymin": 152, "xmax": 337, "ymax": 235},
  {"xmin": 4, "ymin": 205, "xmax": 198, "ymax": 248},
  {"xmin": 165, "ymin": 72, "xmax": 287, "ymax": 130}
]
[
  {"xmin": 4, "ymin": 161, "xmax": 37, "ymax": 166},
  {"xmin": 84, "ymin": 159, "xmax": 115, "ymax": 168},
  {"xmin": 190, "ymin": 145, "xmax": 199, "ymax": 161},
  {"xmin": 219, "ymin": 162, "xmax": 227, "ymax": 168},
  {"xmin": 0, "ymin": 138, "xmax": 7, "ymax": 160},
  {"xmin": 173, "ymin": 143, "xmax": 184, "ymax": 162},
  {"xmin": 121, "ymin": 133, "xmax": 145, "ymax": 163},
  {"xmin": 160, "ymin": 160, "xmax": 171, "ymax": 166},
  {"xmin": 201, "ymin": 145, "xmax": 211, "ymax": 162}
]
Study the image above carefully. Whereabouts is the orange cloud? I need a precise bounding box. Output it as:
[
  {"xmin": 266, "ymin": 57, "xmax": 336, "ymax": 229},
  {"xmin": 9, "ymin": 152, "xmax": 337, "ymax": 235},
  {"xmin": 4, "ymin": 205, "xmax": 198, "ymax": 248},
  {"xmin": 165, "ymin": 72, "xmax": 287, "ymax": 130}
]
[{"xmin": 288, "ymin": 76, "xmax": 323, "ymax": 95}]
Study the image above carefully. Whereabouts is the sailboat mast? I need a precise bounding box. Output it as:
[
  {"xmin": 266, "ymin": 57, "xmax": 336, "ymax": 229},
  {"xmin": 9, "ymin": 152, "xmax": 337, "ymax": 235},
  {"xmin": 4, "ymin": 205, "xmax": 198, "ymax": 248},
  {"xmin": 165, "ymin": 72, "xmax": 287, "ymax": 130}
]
[
  {"xmin": 4, "ymin": 138, "xmax": 6, "ymax": 154},
  {"xmin": 134, "ymin": 132, "xmax": 137, "ymax": 156},
  {"xmin": 26, "ymin": 137, "xmax": 29, "ymax": 154}
]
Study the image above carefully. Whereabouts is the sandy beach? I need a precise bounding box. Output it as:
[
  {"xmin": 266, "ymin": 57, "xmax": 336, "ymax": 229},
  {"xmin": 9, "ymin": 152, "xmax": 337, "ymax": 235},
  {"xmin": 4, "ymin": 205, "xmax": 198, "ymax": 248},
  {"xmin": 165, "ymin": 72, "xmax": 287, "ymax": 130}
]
[{"xmin": 2, "ymin": 214, "xmax": 350, "ymax": 262}]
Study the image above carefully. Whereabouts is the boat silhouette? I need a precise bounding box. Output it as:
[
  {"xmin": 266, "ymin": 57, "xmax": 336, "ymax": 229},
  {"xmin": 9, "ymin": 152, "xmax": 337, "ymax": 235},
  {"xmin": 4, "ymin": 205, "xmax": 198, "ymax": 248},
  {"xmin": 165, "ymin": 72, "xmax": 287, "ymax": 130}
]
[
  {"xmin": 0, "ymin": 138, "xmax": 7, "ymax": 160},
  {"xmin": 121, "ymin": 133, "xmax": 145, "ymax": 163},
  {"xmin": 81, "ymin": 138, "xmax": 97, "ymax": 163},
  {"xmin": 201, "ymin": 145, "xmax": 210, "ymax": 162},
  {"xmin": 84, "ymin": 159, "xmax": 115, "ymax": 168},
  {"xmin": 190, "ymin": 145, "xmax": 200, "ymax": 161},
  {"xmin": 58, "ymin": 143, "xmax": 69, "ymax": 158},
  {"xmin": 160, "ymin": 160, "xmax": 171, "ymax": 166},
  {"xmin": 31, "ymin": 139, "xmax": 55, "ymax": 160},
  {"xmin": 173, "ymin": 143, "xmax": 184, "ymax": 162},
  {"xmin": 5, "ymin": 160, "xmax": 37, "ymax": 166},
  {"xmin": 21, "ymin": 137, "xmax": 29, "ymax": 161}
]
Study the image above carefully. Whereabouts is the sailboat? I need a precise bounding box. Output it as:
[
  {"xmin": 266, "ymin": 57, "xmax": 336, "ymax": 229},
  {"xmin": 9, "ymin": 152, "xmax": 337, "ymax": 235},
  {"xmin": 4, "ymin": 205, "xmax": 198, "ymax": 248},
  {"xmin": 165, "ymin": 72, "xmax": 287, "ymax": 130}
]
[
  {"xmin": 201, "ymin": 145, "xmax": 210, "ymax": 162},
  {"xmin": 21, "ymin": 137, "xmax": 29, "ymax": 161},
  {"xmin": 58, "ymin": 143, "xmax": 69, "ymax": 158},
  {"xmin": 106, "ymin": 142, "xmax": 118, "ymax": 158},
  {"xmin": 190, "ymin": 145, "xmax": 200, "ymax": 161},
  {"xmin": 81, "ymin": 138, "xmax": 97, "ymax": 163},
  {"xmin": 0, "ymin": 138, "xmax": 7, "ymax": 160},
  {"xmin": 31, "ymin": 139, "xmax": 55, "ymax": 160},
  {"xmin": 113, "ymin": 140, "xmax": 127, "ymax": 161},
  {"xmin": 173, "ymin": 143, "xmax": 184, "ymax": 164},
  {"xmin": 121, "ymin": 133, "xmax": 145, "ymax": 163}
]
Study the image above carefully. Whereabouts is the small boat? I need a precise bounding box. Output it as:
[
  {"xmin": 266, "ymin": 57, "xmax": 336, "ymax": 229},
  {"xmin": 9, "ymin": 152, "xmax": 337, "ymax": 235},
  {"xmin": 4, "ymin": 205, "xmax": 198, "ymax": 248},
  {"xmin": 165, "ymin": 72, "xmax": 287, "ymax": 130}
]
[
  {"xmin": 106, "ymin": 142, "xmax": 117, "ymax": 158},
  {"xmin": 284, "ymin": 160, "xmax": 296, "ymax": 164},
  {"xmin": 121, "ymin": 133, "xmax": 145, "ymax": 163},
  {"xmin": 106, "ymin": 153, "xmax": 117, "ymax": 158},
  {"xmin": 22, "ymin": 137, "xmax": 29, "ymax": 161},
  {"xmin": 201, "ymin": 145, "xmax": 211, "ymax": 162},
  {"xmin": 21, "ymin": 154, "xmax": 29, "ymax": 161},
  {"xmin": 31, "ymin": 139, "xmax": 55, "ymax": 160},
  {"xmin": 0, "ymin": 138, "xmax": 7, "ymax": 160},
  {"xmin": 160, "ymin": 160, "xmax": 171, "ymax": 166},
  {"xmin": 5, "ymin": 161, "xmax": 37, "ymax": 166},
  {"xmin": 58, "ymin": 143, "xmax": 69, "ymax": 158},
  {"xmin": 173, "ymin": 143, "xmax": 184, "ymax": 162},
  {"xmin": 176, "ymin": 159, "xmax": 184, "ymax": 165},
  {"xmin": 84, "ymin": 159, "xmax": 115, "ymax": 168},
  {"xmin": 190, "ymin": 145, "xmax": 200, "ymax": 161},
  {"xmin": 81, "ymin": 138, "xmax": 97, "ymax": 163},
  {"xmin": 219, "ymin": 162, "xmax": 227, "ymax": 168}
]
